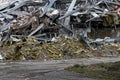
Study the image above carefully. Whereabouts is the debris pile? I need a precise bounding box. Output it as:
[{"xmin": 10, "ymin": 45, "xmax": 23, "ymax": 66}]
[
  {"xmin": 0, "ymin": 0, "xmax": 120, "ymax": 60},
  {"xmin": 0, "ymin": 36, "xmax": 85, "ymax": 60},
  {"xmin": 0, "ymin": 36, "xmax": 119, "ymax": 60},
  {"xmin": 0, "ymin": 0, "xmax": 120, "ymax": 42}
]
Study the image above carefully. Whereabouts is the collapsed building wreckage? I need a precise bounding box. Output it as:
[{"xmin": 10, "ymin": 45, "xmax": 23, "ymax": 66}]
[{"xmin": 0, "ymin": 0, "xmax": 120, "ymax": 48}]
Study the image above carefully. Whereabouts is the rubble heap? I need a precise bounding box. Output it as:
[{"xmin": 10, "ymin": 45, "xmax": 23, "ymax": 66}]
[
  {"xmin": 0, "ymin": 0, "xmax": 120, "ymax": 42},
  {"xmin": 0, "ymin": 0, "xmax": 120, "ymax": 60},
  {"xmin": 0, "ymin": 36, "xmax": 119, "ymax": 60}
]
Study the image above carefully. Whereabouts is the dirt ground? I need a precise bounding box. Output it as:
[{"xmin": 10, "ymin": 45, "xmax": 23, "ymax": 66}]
[{"xmin": 0, "ymin": 57, "xmax": 120, "ymax": 80}]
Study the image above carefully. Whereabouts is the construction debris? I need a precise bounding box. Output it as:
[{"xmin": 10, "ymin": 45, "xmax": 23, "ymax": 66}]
[
  {"xmin": 0, "ymin": 35, "xmax": 119, "ymax": 60},
  {"xmin": 0, "ymin": 0, "xmax": 120, "ymax": 60},
  {"xmin": 0, "ymin": 0, "xmax": 119, "ymax": 42}
]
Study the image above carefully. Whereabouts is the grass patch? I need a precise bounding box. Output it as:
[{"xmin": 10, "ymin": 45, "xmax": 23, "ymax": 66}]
[{"xmin": 66, "ymin": 62, "xmax": 120, "ymax": 80}]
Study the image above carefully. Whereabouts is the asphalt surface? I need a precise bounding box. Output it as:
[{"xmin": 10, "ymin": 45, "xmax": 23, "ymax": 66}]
[{"xmin": 0, "ymin": 57, "xmax": 120, "ymax": 80}]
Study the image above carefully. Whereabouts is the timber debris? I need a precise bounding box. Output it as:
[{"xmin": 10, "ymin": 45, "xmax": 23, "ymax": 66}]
[
  {"xmin": 0, "ymin": 0, "xmax": 119, "ymax": 42},
  {"xmin": 0, "ymin": 0, "xmax": 120, "ymax": 60}
]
